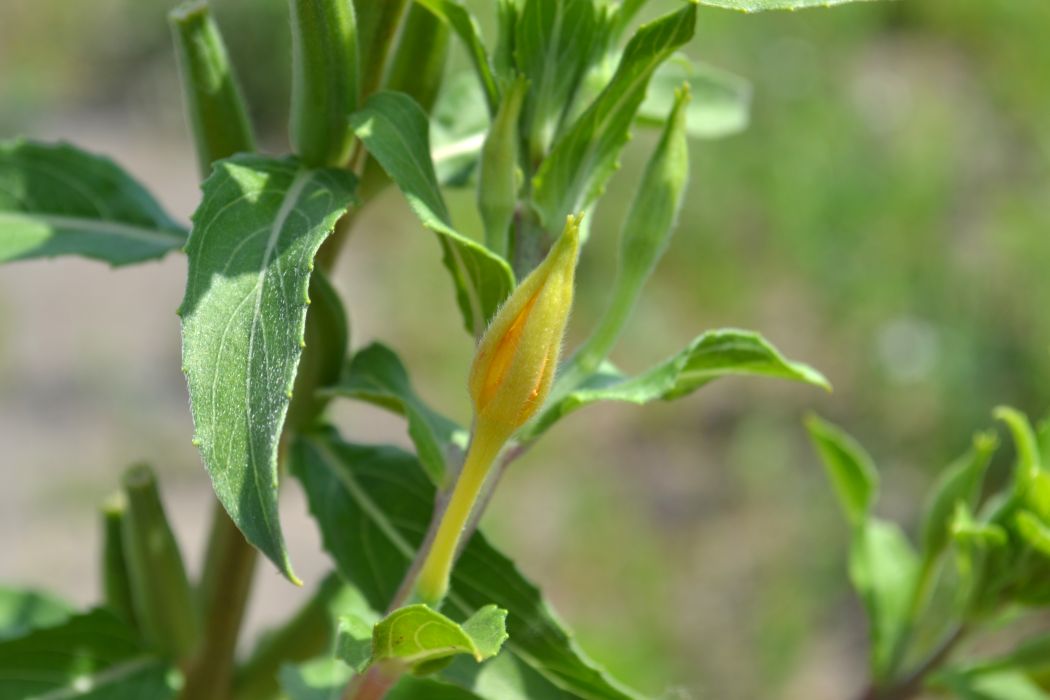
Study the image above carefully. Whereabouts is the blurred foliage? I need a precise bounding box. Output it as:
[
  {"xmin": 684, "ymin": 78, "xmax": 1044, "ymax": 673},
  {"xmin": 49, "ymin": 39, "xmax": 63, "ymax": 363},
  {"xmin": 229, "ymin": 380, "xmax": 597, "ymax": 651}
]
[{"xmin": 2, "ymin": 0, "xmax": 1050, "ymax": 698}]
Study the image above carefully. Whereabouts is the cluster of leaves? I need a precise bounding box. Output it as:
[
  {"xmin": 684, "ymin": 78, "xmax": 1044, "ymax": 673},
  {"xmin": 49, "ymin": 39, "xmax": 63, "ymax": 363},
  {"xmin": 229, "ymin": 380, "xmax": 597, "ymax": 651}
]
[
  {"xmin": 0, "ymin": 0, "xmax": 883, "ymax": 699},
  {"xmin": 808, "ymin": 408, "xmax": 1050, "ymax": 699}
]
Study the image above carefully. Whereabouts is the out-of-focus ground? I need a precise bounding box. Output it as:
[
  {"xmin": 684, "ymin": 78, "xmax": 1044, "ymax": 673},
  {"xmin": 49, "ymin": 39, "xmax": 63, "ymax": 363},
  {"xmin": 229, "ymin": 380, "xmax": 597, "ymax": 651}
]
[{"xmin": 2, "ymin": 1, "xmax": 1050, "ymax": 698}]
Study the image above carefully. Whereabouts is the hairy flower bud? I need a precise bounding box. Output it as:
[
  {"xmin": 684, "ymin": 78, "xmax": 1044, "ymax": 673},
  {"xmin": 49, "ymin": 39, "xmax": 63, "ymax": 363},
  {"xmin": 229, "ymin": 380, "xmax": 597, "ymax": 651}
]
[{"xmin": 468, "ymin": 215, "xmax": 581, "ymax": 441}]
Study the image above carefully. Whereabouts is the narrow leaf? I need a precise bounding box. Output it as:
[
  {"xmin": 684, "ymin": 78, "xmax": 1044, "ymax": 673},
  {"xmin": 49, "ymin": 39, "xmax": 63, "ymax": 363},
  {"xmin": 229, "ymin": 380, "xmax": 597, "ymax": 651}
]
[
  {"xmin": 920, "ymin": 431, "xmax": 998, "ymax": 560},
  {"xmin": 806, "ymin": 414, "xmax": 879, "ymax": 527},
  {"xmin": 0, "ymin": 140, "xmax": 186, "ymax": 265},
  {"xmin": 180, "ymin": 155, "xmax": 357, "ymax": 582},
  {"xmin": 637, "ymin": 55, "xmax": 752, "ymax": 139},
  {"xmin": 416, "ymin": 0, "xmax": 500, "ymax": 113},
  {"xmin": 324, "ymin": 342, "xmax": 465, "ymax": 482},
  {"xmin": 936, "ymin": 670, "xmax": 1050, "ymax": 700},
  {"xmin": 530, "ymin": 3, "xmax": 696, "ymax": 230},
  {"xmin": 291, "ymin": 431, "xmax": 647, "ymax": 700},
  {"xmin": 0, "ymin": 587, "xmax": 73, "ymax": 642},
  {"xmin": 350, "ymin": 91, "xmax": 515, "ymax": 336},
  {"xmin": 0, "ymin": 609, "xmax": 177, "ymax": 700},
  {"xmin": 527, "ymin": 329, "xmax": 829, "ymax": 440},
  {"xmin": 700, "ymin": 0, "xmax": 878, "ymax": 9}
]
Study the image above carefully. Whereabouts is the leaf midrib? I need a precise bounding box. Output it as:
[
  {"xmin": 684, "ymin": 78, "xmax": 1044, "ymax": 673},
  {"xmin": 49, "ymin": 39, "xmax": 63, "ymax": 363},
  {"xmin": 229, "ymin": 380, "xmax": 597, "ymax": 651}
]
[{"xmin": 0, "ymin": 211, "xmax": 185, "ymax": 245}]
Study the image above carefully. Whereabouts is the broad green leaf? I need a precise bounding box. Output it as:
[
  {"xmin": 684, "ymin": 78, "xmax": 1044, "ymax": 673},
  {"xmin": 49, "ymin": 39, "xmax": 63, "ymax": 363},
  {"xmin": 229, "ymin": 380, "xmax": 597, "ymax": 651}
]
[
  {"xmin": 936, "ymin": 670, "xmax": 1050, "ymax": 700},
  {"xmin": 0, "ymin": 587, "xmax": 73, "ymax": 641},
  {"xmin": 638, "ymin": 55, "xmax": 752, "ymax": 139},
  {"xmin": 350, "ymin": 92, "xmax": 515, "ymax": 337},
  {"xmin": 0, "ymin": 140, "xmax": 186, "ymax": 265},
  {"xmin": 291, "ymin": 431, "xmax": 647, "ymax": 700},
  {"xmin": 848, "ymin": 518, "xmax": 920, "ymax": 681},
  {"xmin": 0, "ymin": 609, "xmax": 177, "ymax": 700},
  {"xmin": 527, "ymin": 329, "xmax": 829, "ymax": 440},
  {"xmin": 514, "ymin": 0, "xmax": 606, "ymax": 155},
  {"xmin": 920, "ymin": 431, "xmax": 998, "ymax": 559},
  {"xmin": 530, "ymin": 3, "xmax": 696, "ymax": 230},
  {"xmin": 370, "ymin": 604, "xmax": 508, "ymax": 671},
  {"xmin": 180, "ymin": 155, "xmax": 357, "ymax": 582},
  {"xmin": 416, "ymin": 0, "xmax": 500, "ymax": 113},
  {"xmin": 698, "ymin": 0, "xmax": 878, "ymax": 10},
  {"xmin": 324, "ymin": 342, "xmax": 465, "ymax": 482},
  {"xmin": 805, "ymin": 415, "xmax": 879, "ymax": 527}
]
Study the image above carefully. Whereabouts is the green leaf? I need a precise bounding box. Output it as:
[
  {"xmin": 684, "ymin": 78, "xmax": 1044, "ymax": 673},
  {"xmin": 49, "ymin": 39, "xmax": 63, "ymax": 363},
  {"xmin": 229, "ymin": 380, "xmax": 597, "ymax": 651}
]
[
  {"xmin": 848, "ymin": 518, "xmax": 920, "ymax": 681},
  {"xmin": 637, "ymin": 55, "xmax": 751, "ymax": 139},
  {"xmin": 920, "ymin": 431, "xmax": 998, "ymax": 559},
  {"xmin": 698, "ymin": 0, "xmax": 879, "ymax": 10},
  {"xmin": 959, "ymin": 633, "xmax": 1050, "ymax": 678},
  {"xmin": 291, "ymin": 431, "xmax": 647, "ymax": 700},
  {"xmin": 335, "ymin": 615, "xmax": 375, "ymax": 673},
  {"xmin": 936, "ymin": 670, "xmax": 1050, "ymax": 700},
  {"xmin": 997, "ymin": 407, "xmax": 1050, "ymax": 519},
  {"xmin": 530, "ymin": 3, "xmax": 696, "ymax": 230},
  {"xmin": 805, "ymin": 414, "xmax": 879, "ymax": 527},
  {"xmin": 528, "ymin": 329, "xmax": 829, "ymax": 440},
  {"xmin": 0, "ymin": 587, "xmax": 73, "ymax": 642},
  {"xmin": 0, "ymin": 609, "xmax": 177, "ymax": 700},
  {"xmin": 280, "ymin": 659, "xmax": 484, "ymax": 700},
  {"xmin": 370, "ymin": 604, "xmax": 508, "ymax": 672},
  {"xmin": 415, "ymin": 0, "xmax": 500, "ymax": 113},
  {"xmin": 1015, "ymin": 510, "xmax": 1050, "ymax": 558},
  {"xmin": 324, "ymin": 342, "xmax": 465, "ymax": 482},
  {"xmin": 431, "ymin": 73, "xmax": 490, "ymax": 186},
  {"xmin": 180, "ymin": 155, "xmax": 357, "ymax": 582},
  {"xmin": 350, "ymin": 91, "xmax": 515, "ymax": 337},
  {"xmin": 0, "ymin": 140, "xmax": 186, "ymax": 265}
]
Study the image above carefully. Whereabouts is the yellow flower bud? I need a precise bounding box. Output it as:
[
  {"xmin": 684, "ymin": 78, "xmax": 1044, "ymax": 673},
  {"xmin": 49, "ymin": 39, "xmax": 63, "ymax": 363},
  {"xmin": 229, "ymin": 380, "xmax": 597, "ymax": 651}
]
[{"xmin": 468, "ymin": 214, "xmax": 581, "ymax": 443}]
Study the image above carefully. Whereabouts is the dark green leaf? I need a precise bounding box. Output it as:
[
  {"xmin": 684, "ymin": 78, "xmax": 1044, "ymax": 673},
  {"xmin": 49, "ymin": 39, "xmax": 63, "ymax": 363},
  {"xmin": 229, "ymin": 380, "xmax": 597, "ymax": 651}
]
[
  {"xmin": 324, "ymin": 342, "xmax": 465, "ymax": 482},
  {"xmin": 848, "ymin": 518, "xmax": 920, "ymax": 681},
  {"xmin": 0, "ymin": 140, "xmax": 186, "ymax": 265},
  {"xmin": 921, "ymin": 431, "xmax": 998, "ymax": 559},
  {"xmin": 805, "ymin": 415, "xmax": 879, "ymax": 527},
  {"xmin": 528, "ymin": 329, "xmax": 829, "ymax": 440},
  {"xmin": 415, "ymin": 0, "xmax": 500, "ymax": 113},
  {"xmin": 180, "ymin": 155, "xmax": 357, "ymax": 582},
  {"xmin": 291, "ymin": 431, "xmax": 647, "ymax": 700},
  {"xmin": 350, "ymin": 91, "xmax": 515, "ymax": 337},
  {"xmin": 0, "ymin": 587, "xmax": 73, "ymax": 642},
  {"xmin": 530, "ymin": 3, "xmax": 696, "ymax": 230},
  {"xmin": 0, "ymin": 609, "xmax": 177, "ymax": 700},
  {"xmin": 638, "ymin": 55, "xmax": 751, "ymax": 139}
]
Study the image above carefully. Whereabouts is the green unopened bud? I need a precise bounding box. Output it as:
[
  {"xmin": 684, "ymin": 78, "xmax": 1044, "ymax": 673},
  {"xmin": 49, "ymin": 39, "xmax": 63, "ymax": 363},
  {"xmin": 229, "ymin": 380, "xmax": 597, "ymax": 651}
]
[
  {"xmin": 478, "ymin": 76, "xmax": 527, "ymax": 258},
  {"xmin": 101, "ymin": 492, "xmax": 137, "ymax": 629},
  {"xmin": 469, "ymin": 214, "xmax": 581, "ymax": 443}
]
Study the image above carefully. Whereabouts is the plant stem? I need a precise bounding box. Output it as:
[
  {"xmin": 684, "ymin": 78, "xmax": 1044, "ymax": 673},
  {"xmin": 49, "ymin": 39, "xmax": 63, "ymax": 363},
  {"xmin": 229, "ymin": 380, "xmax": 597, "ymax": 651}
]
[
  {"xmin": 179, "ymin": 502, "xmax": 258, "ymax": 700},
  {"xmin": 855, "ymin": 625, "xmax": 966, "ymax": 700}
]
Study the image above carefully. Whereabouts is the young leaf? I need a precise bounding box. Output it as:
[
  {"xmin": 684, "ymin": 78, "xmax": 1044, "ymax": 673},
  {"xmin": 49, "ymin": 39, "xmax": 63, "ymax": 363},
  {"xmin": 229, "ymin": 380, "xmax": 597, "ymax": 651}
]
[
  {"xmin": 530, "ymin": 3, "xmax": 696, "ymax": 230},
  {"xmin": 935, "ymin": 670, "xmax": 1050, "ymax": 700},
  {"xmin": 848, "ymin": 518, "xmax": 920, "ymax": 681},
  {"xmin": 637, "ymin": 55, "xmax": 752, "ymax": 139},
  {"xmin": 416, "ymin": 0, "xmax": 500, "ymax": 113},
  {"xmin": 291, "ymin": 431, "xmax": 648, "ymax": 700},
  {"xmin": 350, "ymin": 91, "xmax": 515, "ymax": 337},
  {"xmin": 0, "ymin": 586, "xmax": 73, "ymax": 642},
  {"xmin": 0, "ymin": 140, "xmax": 186, "ymax": 265},
  {"xmin": 699, "ymin": 0, "xmax": 879, "ymax": 10},
  {"xmin": 369, "ymin": 604, "xmax": 508, "ymax": 671},
  {"xmin": 323, "ymin": 342, "xmax": 465, "ymax": 483},
  {"xmin": 0, "ymin": 609, "xmax": 178, "ymax": 699},
  {"xmin": 921, "ymin": 431, "xmax": 998, "ymax": 560},
  {"xmin": 180, "ymin": 155, "xmax": 357, "ymax": 582},
  {"xmin": 527, "ymin": 329, "xmax": 829, "ymax": 440},
  {"xmin": 805, "ymin": 415, "xmax": 879, "ymax": 527}
]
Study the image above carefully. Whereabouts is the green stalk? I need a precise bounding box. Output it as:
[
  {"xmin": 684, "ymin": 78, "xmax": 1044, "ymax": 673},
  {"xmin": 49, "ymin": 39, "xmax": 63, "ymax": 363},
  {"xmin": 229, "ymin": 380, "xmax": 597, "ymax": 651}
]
[
  {"xmin": 353, "ymin": 0, "xmax": 409, "ymax": 99},
  {"xmin": 478, "ymin": 76, "xmax": 527, "ymax": 258},
  {"xmin": 100, "ymin": 492, "xmax": 137, "ymax": 629},
  {"xmin": 121, "ymin": 464, "xmax": 199, "ymax": 660},
  {"xmin": 169, "ymin": 0, "xmax": 255, "ymax": 177},
  {"xmin": 290, "ymin": 0, "xmax": 359, "ymax": 167}
]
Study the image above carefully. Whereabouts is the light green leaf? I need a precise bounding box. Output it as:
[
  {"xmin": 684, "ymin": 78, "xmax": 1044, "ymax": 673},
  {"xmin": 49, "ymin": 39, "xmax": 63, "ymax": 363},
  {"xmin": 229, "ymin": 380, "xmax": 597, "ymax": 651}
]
[
  {"xmin": 1015, "ymin": 510, "xmax": 1050, "ymax": 558},
  {"xmin": 920, "ymin": 431, "xmax": 998, "ymax": 560},
  {"xmin": 698, "ymin": 0, "xmax": 879, "ymax": 10},
  {"xmin": 279, "ymin": 658, "xmax": 353, "ymax": 700},
  {"xmin": 848, "ymin": 518, "xmax": 920, "ymax": 681},
  {"xmin": 416, "ymin": 0, "xmax": 499, "ymax": 113},
  {"xmin": 0, "ymin": 609, "xmax": 177, "ymax": 700},
  {"xmin": 370, "ymin": 604, "xmax": 508, "ymax": 671},
  {"xmin": 0, "ymin": 140, "xmax": 186, "ymax": 265},
  {"xmin": 528, "ymin": 329, "xmax": 829, "ymax": 440},
  {"xmin": 431, "ymin": 73, "xmax": 489, "ymax": 186},
  {"xmin": 0, "ymin": 587, "xmax": 73, "ymax": 642},
  {"xmin": 638, "ymin": 55, "xmax": 752, "ymax": 139},
  {"xmin": 530, "ymin": 3, "xmax": 696, "ymax": 230},
  {"xmin": 996, "ymin": 407, "xmax": 1050, "ymax": 520},
  {"xmin": 291, "ymin": 431, "xmax": 647, "ymax": 700},
  {"xmin": 180, "ymin": 155, "xmax": 357, "ymax": 582},
  {"xmin": 936, "ymin": 670, "xmax": 1050, "ymax": 700},
  {"xmin": 350, "ymin": 92, "xmax": 515, "ymax": 337},
  {"xmin": 323, "ymin": 342, "xmax": 465, "ymax": 482},
  {"xmin": 335, "ymin": 615, "xmax": 374, "ymax": 673},
  {"xmin": 805, "ymin": 415, "xmax": 879, "ymax": 527}
]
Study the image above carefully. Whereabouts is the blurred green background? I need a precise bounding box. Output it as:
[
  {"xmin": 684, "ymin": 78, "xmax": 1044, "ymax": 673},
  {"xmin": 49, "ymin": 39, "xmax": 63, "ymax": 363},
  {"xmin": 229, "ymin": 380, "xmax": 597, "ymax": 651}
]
[{"xmin": 2, "ymin": 1, "xmax": 1049, "ymax": 698}]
